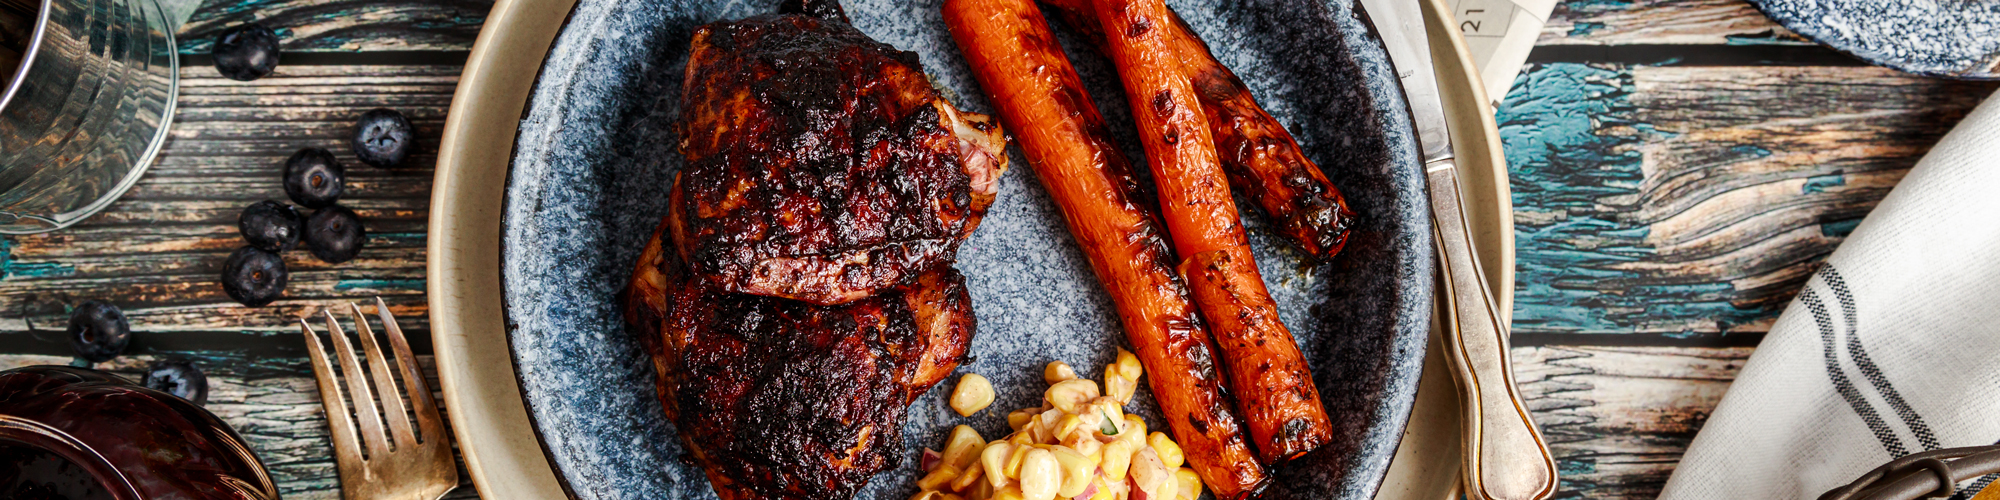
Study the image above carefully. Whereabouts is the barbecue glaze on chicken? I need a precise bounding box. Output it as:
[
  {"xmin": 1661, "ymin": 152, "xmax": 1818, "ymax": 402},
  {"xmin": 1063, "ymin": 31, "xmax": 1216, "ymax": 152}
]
[
  {"xmin": 625, "ymin": 224, "xmax": 973, "ymax": 500},
  {"xmin": 670, "ymin": 8, "xmax": 1008, "ymax": 306},
  {"xmin": 624, "ymin": 4, "xmax": 1002, "ymax": 498}
]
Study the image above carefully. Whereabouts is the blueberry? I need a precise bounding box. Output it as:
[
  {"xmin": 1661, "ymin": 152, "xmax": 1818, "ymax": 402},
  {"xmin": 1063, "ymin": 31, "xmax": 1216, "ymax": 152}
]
[
  {"xmin": 67, "ymin": 300, "xmax": 130, "ymax": 363},
  {"xmin": 221, "ymin": 246, "xmax": 287, "ymax": 307},
  {"xmin": 238, "ymin": 200, "xmax": 303, "ymax": 252},
  {"xmin": 211, "ymin": 23, "xmax": 279, "ymax": 81},
  {"xmin": 142, "ymin": 359, "xmax": 209, "ymax": 406},
  {"xmin": 283, "ymin": 148, "xmax": 345, "ymax": 208},
  {"xmin": 352, "ymin": 109, "xmax": 413, "ymax": 168},
  {"xmin": 305, "ymin": 205, "xmax": 365, "ymax": 263}
]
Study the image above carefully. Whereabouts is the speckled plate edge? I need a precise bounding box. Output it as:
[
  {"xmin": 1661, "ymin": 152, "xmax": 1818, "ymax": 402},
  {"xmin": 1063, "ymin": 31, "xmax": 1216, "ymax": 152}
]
[
  {"xmin": 1745, "ymin": 0, "xmax": 2000, "ymax": 79},
  {"xmin": 428, "ymin": 0, "xmax": 574, "ymax": 496}
]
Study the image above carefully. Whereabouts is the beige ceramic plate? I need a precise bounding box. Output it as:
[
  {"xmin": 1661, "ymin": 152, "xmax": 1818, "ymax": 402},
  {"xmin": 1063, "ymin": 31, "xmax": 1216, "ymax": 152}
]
[
  {"xmin": 426, "ymin": 0, "xmax": 1512, "ymax": 497},
  {"xmin": 1373, "ymin": 0, "xmax": 1515, "ymax": 498},
  {"xmin": 428, "ymin": 0, "xmax": 573, "ymax": 495}
]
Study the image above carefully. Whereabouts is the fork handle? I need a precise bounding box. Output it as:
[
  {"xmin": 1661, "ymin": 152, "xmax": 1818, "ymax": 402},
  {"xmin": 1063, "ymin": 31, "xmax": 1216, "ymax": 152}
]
[{"xmin": 1427, "ymin": 161, "xmax": 1557, "ymax": 500}]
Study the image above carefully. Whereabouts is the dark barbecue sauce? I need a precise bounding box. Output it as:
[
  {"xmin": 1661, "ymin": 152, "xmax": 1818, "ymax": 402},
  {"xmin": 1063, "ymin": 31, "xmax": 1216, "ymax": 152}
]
[{"xmin": 0, "ymin": 442, "xmax": 114, "ymax": 500}]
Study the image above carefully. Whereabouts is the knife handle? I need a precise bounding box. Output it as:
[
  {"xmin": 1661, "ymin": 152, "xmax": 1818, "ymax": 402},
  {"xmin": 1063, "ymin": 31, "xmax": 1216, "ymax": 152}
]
[{"xmin": 1427, "ymin": 161, "xmax": 1557, "ymax": 500}]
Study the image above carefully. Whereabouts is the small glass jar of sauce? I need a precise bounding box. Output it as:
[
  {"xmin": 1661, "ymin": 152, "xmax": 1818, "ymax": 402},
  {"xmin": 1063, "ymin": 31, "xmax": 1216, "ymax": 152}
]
[{"xmin": 0, "ymin": 365, "xmax": 279, "ymax": 500}]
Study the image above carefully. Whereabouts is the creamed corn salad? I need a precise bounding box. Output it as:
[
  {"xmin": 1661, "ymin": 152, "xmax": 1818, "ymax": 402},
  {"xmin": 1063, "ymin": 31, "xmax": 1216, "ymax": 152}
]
[{"xmin": 917, "ymin": 349, "xmax": 1203, "ymax": 500}]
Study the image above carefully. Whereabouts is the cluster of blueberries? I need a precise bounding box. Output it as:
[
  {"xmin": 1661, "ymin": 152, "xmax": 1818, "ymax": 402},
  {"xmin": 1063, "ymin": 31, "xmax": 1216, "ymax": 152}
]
[
  {"xmin": 47, "ymin": 23, "xmax": 422, "ymax": 408},
  {"xmin": 66, "ymin": 301, "xmax": 209, "ymax": 405},
  {"xmin": 212, "ymin": 23, "xmax": 417, "ymax": 307}
]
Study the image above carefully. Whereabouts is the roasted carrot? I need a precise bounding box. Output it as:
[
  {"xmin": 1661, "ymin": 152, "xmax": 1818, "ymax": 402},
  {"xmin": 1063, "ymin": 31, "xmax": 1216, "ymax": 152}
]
[
  {"xmin": 1087, "ymin": 0, "xmax": 1333, "ymax": 466},
  {"xmin": 1179, "ymin": 251, "xmax": 1334, "ymax": 464},
  {"xmin": 940, "ymin": 0, "xmax": 1267, "ymax": 496},
  {"xmin": 1041, "ymin": 0, "xmax": 1358, "ymax": 258}
]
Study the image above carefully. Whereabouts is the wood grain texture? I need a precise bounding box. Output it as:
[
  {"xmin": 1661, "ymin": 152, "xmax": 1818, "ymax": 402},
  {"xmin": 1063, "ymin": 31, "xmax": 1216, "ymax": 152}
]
[
  {"xmin": 1538, "ymin": 0, "xmax": 1807, "ymax": 46},
  {"xmin": 0, "ymin": 351, "xmax": 480, "ymax": 499},
  {"xmin": 1515, "ymin": 345, "xmax": 1751, "ymax": 500},
  {"xmin": 0, "ymin": 64, "xmax": 454, "ymax": 338},
  {"xmin": 1499, "ymin": 62, "xmax": 2000, "ymax": 336},
  {"xmin": 177, "ymin": 0, "xmax": 491, "ymax": 54}
]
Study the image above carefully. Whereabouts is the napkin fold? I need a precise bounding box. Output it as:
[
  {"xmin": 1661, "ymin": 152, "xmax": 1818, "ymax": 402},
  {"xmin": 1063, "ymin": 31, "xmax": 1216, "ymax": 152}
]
[{"xmin": 1659, "ymin": 90, "xmax": 2000, "ymax": 499}]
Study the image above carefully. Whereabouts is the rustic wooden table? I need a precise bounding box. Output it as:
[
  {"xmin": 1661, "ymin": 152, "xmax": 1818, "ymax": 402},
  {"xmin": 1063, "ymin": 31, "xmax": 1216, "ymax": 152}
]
[{"xmin": 0, "ymin": 0, "xmax": 1991, "ymax": 498}]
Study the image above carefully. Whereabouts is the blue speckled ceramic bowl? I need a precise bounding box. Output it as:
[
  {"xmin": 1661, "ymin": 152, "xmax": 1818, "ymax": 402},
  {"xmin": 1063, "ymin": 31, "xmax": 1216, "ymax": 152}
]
[
  {"xmin": 1748, "ymin": 0, "xmax": 2000, "ymax": 79},
  {"xmin": 499, "ymin": 1, "xmax": 1432, "ymax": 499}
]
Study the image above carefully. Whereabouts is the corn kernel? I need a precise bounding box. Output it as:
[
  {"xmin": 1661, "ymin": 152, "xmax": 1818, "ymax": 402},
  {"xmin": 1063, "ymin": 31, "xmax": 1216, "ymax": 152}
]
[
  {"xmin": 1088, "ymin": 477, "xmax": 1116, "ymax": 500},
  {"xmin": 950, "ymin": 462, "xmax": 986, "ymax": 492},
  {"xmin": 1120, "ymin": 416, "xmax": 1147, "ymax": 442},
  {"xmin": 942, "ymin": 494, "xmax": 965, "ymax": 500},
  {"xmin": 1147, "ymin": 432, "xmax": 1183, "ymax": 469},
  {"xmin": 1005, "ymin": 443, "xmax": 1030, "ymax": 478},
  {"xmin": 1045, "ymin": 379, "xmax": 1101, "ymax": 414},
  {"xmin": 1030, "ymin": 420, "xmax": 1053, "ymax": 443},
  {"xmin": 1130, "ymin": 449, "xmax": 1175, "ymax": 500},
  {"xmin": 912, "ymin": 490, "xmax": 942, "ymax": 500},
  {"xmin": 951, "ymin": 374, "xmax": 996, "ymax": 417},
  {"xmin": 981, "ymin": 442, "xmax": 1015, "ymax": 487},
  {"xmin": 1019, "ymin": 449, "xmax": 1060, "ymax": 500},
  {"xmin": 1009, "ymin": 430, "xmax": 1035, "ymax": 446},
  {"xmin": 1104, "ymin": 370, "xmax": 1136, "ymax": 405},
  {"xmin": 942, "ymin": 426, "xmax": 986, "ymax": 471},
  {"xmin": 1034, "ymin": 409, "xmax": 1065, "ymax": 443},
  {"xmin": 1062, "ymin": 431, "xmax": 1103, "ymax": 459},
  {"xmin": 1115, "ymin": 348, "xmax": 1142, "ymax": 380},
  {"xmin": 1009, "ymin": 410, "xmax": 1033, "ymax": 431},
  {"xmin": 994, "ymin": 486, "xmax": 1025, "ymax": 500},
  {"xmin": 919, "ymin": 464, "xmax": 961, "ymax": 492},
  {"xmin": 969, "ymin": 479, "xmax": 996, "ymax": 500},
  {"xmin": 1173, "ymin": 468, "xmax": 1202, "ymax": 500},
  {"xmin": 1054, "ymin": 414, "xmax": 1081, "ymax": 442},
  {"xmin": 1044, "ymin": 361, "xmax": 1077, "ymax": 385},
  {"xmin": 1050, "ymin": 446, "xmax": 1094, "ymax": 498},
  {"xmin": 1099, "ymin": 438, "xmax": 1136, "ymax": 481}
]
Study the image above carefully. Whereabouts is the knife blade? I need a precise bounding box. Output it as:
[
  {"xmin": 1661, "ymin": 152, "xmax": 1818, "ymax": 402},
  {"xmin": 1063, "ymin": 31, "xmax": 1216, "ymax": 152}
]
[{"xmin": 1356, "ymin": 0, "xmax": 1557, "ymax": 498}]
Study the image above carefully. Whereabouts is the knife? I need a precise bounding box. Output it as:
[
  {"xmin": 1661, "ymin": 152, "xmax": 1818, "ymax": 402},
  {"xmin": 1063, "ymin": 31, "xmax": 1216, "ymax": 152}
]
[{"xmin": 1355, "ymin": 0, "xmax": 1557, "ymax": 498}]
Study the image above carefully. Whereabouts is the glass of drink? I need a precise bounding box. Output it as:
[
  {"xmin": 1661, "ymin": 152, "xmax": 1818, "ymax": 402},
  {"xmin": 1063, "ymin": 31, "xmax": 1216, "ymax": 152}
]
[{"xmin": 0, "ymin": 0, "xmax": 177, "ymax": 234}]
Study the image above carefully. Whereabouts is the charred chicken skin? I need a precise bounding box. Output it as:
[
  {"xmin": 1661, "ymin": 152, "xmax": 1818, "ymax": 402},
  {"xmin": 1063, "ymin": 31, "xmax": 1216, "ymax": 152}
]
[
  {"xmin": 670, "ymin": 10, "xmax": 1008, "ymax": 306},
  {"xmin": 626, "ymin": 223, "xmax": 974, "ymax": 500}
]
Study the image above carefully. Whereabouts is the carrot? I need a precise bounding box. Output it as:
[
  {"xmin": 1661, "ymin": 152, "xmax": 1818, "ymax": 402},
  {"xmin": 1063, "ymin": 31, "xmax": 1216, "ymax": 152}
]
[
  {"xmin": 1180, "ymin": 251, "xmax": 1334, "ymax": 464},
  {"xmin": 940, "ymin": 0, "xmax": 1267, "ymax": 496},
  {"xmin": 1040, "ymin": 0, "xmax": 1358, "ymax": 258},
  {"xmin": 1086, "ymin": 0, "xmax": 1333, "ymax": 466}
]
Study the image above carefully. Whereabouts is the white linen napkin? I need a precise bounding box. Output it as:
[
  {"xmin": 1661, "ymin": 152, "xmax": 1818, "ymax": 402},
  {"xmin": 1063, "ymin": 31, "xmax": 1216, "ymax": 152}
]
[{"xmin": 1658, "ymin": 89, "xmax": 2000, "ymax": 499}]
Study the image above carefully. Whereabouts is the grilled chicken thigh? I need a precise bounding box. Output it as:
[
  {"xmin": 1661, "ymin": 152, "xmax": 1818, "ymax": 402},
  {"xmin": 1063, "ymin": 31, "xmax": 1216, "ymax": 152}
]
[
  {"xmin": 625, "ymin": 225, "xmax": 974, "ymax": 500},
  {"xmin": 670, "ymin": 9, "xmax": 1008, "ymax": 306}
]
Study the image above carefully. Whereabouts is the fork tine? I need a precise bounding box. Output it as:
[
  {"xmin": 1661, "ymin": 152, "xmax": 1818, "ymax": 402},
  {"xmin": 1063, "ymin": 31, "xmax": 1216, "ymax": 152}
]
[
  {"xmin": 324, "ymin": 309, "xmax": 391, "ymax": 458},
  {"xmin": 374, "ymin": 297, "xmax": 446, "ymax": 443},
  {"xmin": 302, "ymin": 319, "xmax": 365, "ymax": 464},
  {"xmin": 350, "ymin": 302, "xmax": 417, "ymax": 448}
]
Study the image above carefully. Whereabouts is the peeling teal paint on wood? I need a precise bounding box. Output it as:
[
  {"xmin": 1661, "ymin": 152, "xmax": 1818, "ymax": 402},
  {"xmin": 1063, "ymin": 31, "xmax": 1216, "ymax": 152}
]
[
  {"xmin": 5, "ymin": 261, "xmax": 75, "ymax": 279},
  {"xmin": 1499, "ymin": 63, "xmax": 1777, "ymax": 335},
  {"xmin": 1803, "ymin": 173, "xmax": 1846, "ymax": 193},
  {"xmin": 1820, "ymin": 218, "xmax": 1862, "ymax": 238},
  {"xmin": 334, "ymin": 278, "xmax": 424, "ymax": 292}
]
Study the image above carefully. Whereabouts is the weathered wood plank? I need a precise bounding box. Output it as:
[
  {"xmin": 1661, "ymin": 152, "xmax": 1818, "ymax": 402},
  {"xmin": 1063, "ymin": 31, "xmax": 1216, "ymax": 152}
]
[
  {"xmin": 1539, "ymin": 0, "xmax": 1806, "ymax": 46},
  {"xmin": 1500, "ymin": 63, "xmax": 2000, "ymax": 336},
  {"xmin": 1515, "ymin": 345, "xmax": 1753, "ymax": 499},
  {"xmin": 0, "ymin": 351, "xmax": 480, "ymax": 499},
  {"xmin": 177, "ymin": 0, "xmax": 491, "ymax": 54},
  {"xmin": 0, "ymin": 64, "xmax": 456, "ymax": 336}
]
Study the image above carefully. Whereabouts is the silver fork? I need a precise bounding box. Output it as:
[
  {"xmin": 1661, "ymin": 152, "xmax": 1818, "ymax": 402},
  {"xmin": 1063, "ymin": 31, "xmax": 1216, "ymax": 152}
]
[{"xmin": 301, "ymin": 297, "xmax": 458, "ymax": 500}]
